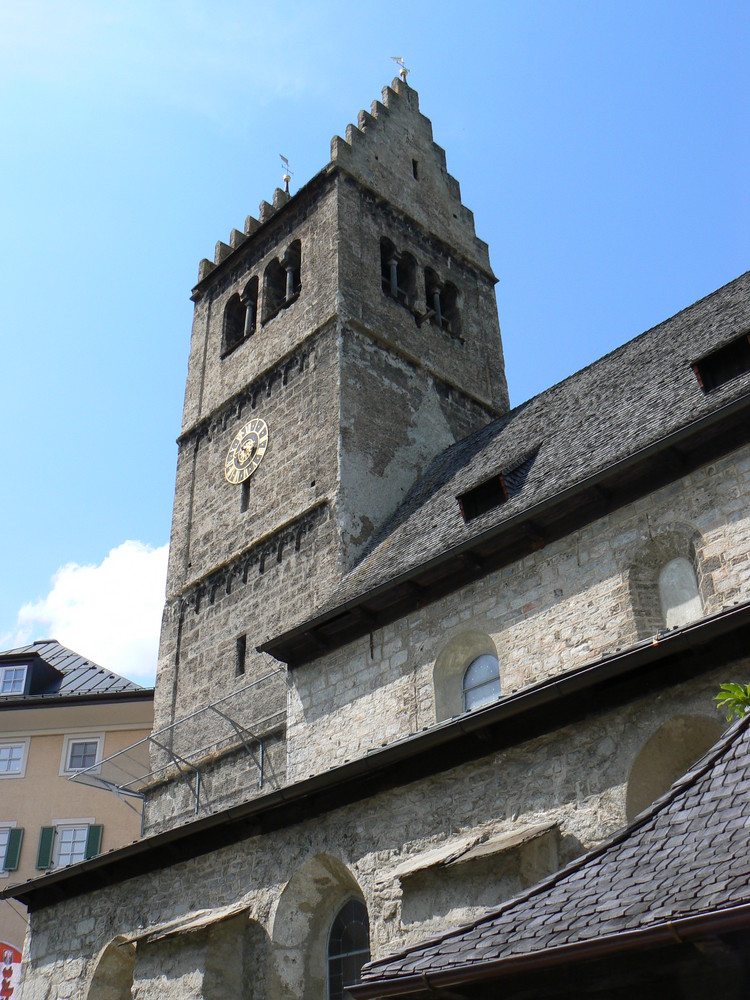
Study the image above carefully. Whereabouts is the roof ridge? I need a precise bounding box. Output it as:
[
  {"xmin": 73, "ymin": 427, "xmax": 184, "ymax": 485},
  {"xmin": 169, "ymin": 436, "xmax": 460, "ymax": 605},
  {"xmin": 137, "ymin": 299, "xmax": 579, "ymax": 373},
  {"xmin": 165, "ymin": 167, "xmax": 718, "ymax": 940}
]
[{"xmin": 364, "ymin": 712, "xmax": 749, "ymax": 975}]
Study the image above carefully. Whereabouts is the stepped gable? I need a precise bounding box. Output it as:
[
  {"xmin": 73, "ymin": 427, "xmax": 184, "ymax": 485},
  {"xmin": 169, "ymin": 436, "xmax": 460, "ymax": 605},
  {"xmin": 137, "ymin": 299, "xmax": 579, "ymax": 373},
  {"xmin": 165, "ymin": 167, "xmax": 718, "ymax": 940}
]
[
  {"xmin": 0, "ymin": 639, "xmax": 144, "ymax": 695},
  {"xmin": 312, "ymin": 269, "xmax": 750, "ymax": 615},
  {"xmin": 356, "ymin": 712, "xmax": 750, "ymax": 992},
  {"xmin": 197, "ymin": 78, "xmax": 493, "ymax": 284},
  {"xmin": 331, "ymin": 77, "xmax": 491, "ymax": 270}
]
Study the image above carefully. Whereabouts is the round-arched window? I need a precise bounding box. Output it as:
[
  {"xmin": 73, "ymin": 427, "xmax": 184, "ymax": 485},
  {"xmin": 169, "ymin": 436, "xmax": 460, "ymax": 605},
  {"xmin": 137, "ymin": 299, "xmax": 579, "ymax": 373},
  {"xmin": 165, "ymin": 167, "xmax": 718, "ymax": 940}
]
[
  {"xmin": 462, "ymin": 654, "xmax": 501, "ymax": 712},
  {"xmin": 658, "ymin": 557, "xmax": 702, "ymax": 629},
  {"xmin": 327, "ymin": 898, "xmax": 370, "ymax": 1000}
]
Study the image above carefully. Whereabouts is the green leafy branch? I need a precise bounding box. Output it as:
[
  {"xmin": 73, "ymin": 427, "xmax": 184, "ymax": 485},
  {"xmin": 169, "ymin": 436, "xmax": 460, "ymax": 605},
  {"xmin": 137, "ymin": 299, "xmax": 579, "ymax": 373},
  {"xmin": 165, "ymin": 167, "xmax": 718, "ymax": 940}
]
[{"xmin": 715, "ymin": 683, "xmax": 750, "ymax": 721}]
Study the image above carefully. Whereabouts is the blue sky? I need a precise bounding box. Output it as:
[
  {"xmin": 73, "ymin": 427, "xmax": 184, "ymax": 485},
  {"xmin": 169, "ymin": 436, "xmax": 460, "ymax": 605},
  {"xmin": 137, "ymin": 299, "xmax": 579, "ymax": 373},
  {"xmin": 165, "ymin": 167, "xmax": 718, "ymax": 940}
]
[{"xmin": 1, "ymin": 1, "xmax": 748, "ymax": 684}]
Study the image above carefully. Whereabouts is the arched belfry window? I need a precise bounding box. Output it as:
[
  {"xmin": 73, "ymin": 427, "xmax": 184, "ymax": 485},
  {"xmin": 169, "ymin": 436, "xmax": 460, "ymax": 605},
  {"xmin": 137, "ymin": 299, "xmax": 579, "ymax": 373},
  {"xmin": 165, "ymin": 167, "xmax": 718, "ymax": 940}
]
[
  {"xmin": 424, "ymin": 270, "xmax": 462, "ymax": 340},
  {"xmin": 462, "ymin": 653, "xmax": 501, "ymax": 712},
  {"xmin": 380, "ymin": 238, "xmax": 416, "ymax": 309},
  {"xmin": 262, "ymin": 240, "xmax": 302, "ymax": 324},
  {"xmin": 658, "ymin": 557, "xmax": 702, "ymax": 629},
  {"xmin": 221, "ymin": 276, "xmax": 258, "ymax": 357},
  {"xmin": 222, "ymin": 294, "xmax": 245, "ymax": 356},
  {"xmin": 327, "ymin": 898, "xmax": 370, "ymax": 1000}
]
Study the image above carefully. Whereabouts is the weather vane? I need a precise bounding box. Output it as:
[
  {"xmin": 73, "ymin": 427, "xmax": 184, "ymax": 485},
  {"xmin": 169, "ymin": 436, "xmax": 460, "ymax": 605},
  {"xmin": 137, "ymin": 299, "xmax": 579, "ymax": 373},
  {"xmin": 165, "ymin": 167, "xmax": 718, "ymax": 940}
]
[
  {"xmin": 280, "ymin": 154, "xmax": 293, "ymax": 194},
  {"xmin": 391, "ymin": 57, "xmax": 409, "ymax": 82}
]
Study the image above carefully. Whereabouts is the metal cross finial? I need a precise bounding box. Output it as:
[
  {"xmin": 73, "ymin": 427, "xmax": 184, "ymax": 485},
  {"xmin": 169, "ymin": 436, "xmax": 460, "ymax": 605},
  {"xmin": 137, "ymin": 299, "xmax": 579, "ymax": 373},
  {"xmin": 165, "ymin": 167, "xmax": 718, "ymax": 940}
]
[
  {"xmin": 280, "ymin": 154, "xmax": 293, "ymax": 194},
  {"xmin": 391, "ymin": 57, "xmax": 409, "ymax": 82}
]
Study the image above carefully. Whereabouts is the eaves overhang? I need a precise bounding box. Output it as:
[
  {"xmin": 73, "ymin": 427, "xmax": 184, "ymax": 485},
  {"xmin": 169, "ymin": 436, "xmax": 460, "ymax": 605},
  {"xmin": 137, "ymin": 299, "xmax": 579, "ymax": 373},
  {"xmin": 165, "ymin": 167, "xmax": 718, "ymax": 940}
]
[
  {"xmin": 260, "ymin": 390, "xmax": 750, "ymax": 667},
  {"xmin": 349, "ymin": 900, "xmax": 750, "ymax": 999},
  {"xmin": 5, "ymin": 599, "xmax": 750, "ymax": 912},
  {"xmin": 0, "ymin": 689, "xmax": 154, "ymax": 710}
]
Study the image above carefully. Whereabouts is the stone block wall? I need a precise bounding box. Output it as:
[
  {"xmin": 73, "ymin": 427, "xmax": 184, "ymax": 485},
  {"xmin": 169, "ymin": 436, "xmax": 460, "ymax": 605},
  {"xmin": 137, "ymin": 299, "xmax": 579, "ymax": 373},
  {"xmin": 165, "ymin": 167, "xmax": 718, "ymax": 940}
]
[
  {"xmin": 331, "ymin": 79, "xmax": 490, "ymax": 272},
  {"xmin": 181, "ymin": 182, "xmax": 339, "ymax": 437},
  {"xmin": 21, "ymin": 667, "xmax": 733, "ymax": 999},
  {"xmin": 287, "ymin": 446, "xmax": 750, "ymax": 779},
  {"xmin": 337, "ymin": 177, "xmax": 508, "ymax": 414}
]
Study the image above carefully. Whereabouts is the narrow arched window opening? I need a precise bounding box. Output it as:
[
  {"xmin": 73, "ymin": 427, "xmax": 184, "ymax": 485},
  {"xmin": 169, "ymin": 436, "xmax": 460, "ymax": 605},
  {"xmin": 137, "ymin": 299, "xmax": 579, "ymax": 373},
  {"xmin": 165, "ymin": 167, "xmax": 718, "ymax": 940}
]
[
  {"xmin": 462, "ymin": 654, "xmax": 500, "ymax": 712},
  {"xmin": 380, "ymin": 238, "xmax": 416, "ymax": 309},
  {"xmin": 658, "ymin": 557, "xmax": 702, "ymax": 629},
  {"xmin": 327, "ymin": 898, "xmax": 370, "ymax": 1000},
  {"xmin": 424, "ymin": 270, "xmax": 461, "ymax": 340},
  {"xmin": 240, "ymin": 276, "xmax": 258, "ymax": 339},
  {"xmin": 442, "ymin": 281, "xmax": 461, "ymax": 339},
  {"xmin": 222, "ymin": 294, "xmax": 246, "ymax": 356},
  {"xmin": 262, "ymin": 240, "xmax": 302, "ymax": 324}
]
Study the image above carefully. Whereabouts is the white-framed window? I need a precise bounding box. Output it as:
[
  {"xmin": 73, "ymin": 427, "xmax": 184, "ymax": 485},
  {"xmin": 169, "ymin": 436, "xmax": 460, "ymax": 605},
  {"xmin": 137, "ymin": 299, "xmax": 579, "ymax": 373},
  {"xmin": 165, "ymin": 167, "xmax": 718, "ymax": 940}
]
[
  {"xmin": 462, "ymin": 654, "xmax": 501, "ymax": 712},
  {"xmin": 55, "ymin": 824, "xmax": 89, "ymax": 867},
  {"xmin": 60, "ymin": 733, "xmax": 103, "ymax": 775},
  {"xmin": 0, "ymin": 666, "xmax": 27, "ymax": 696},
  {"xmin": 38, "ymin": 818, "xmax": 102, "ymax": 870},
  {"xmin": 0, "ymin": 740, "xmax": 29, "ymax": 779}
]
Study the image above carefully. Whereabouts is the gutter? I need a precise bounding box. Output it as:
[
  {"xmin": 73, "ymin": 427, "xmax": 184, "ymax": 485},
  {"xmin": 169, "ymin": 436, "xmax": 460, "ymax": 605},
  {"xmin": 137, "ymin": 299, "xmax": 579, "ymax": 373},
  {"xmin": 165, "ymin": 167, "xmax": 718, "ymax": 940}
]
[
  {"xmin": 350, "ymin": 900, "xmax": 750, "ymax": 998},
  {"xmin": 5, "ymin": 599, "xmax": 750, "ymax": 910},
  {"xmin": 0, "ymin": 689, "xmax": 154, "ymax": 710},
  {"xmin": 261, "ymin": 389, "xmax": 750, "ymax": 661}
]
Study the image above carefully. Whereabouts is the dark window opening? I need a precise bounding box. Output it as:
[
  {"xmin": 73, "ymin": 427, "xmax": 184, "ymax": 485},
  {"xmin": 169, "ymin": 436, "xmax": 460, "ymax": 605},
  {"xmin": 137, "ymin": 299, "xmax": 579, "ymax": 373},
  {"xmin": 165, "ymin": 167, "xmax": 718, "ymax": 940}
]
[
  {"xmin": 442, "ymin": 281, "xmax": 461, "ymax": 338},
  {"xmin": 240, "ymin": 479, "xmax": 250, "ymax": 512},
  {"xmin": 221, "ymin": 294, "xmax": 246, "ymax": 356},
  {"xmin": 424, "ymin": 271, "xmax": 462, "ymax": 339},
  {"xmin": 327, "ymin": 899, "xmax": 370, "ymax": 1000},
  {"xmin": 411, "ymin": 158, "xmax": 419, "ymax": 179},
  {"xmin": 241, "ymin": 276, "xmax": 258, "ymax": 339},
  {"xmin": 262, "ymin": 241, "xmax": 302, "ymax": 324},
  {"xmin": 458, "ymin": 449, "xmax": 539, "ymax": 523},
  {"xmin": 235, "ymin": 635, "xmax": 247, "ymax": 676},
  {"xmin": 262, "ymin": 259, "xmax": 286, "ymax": 322},
  {"xmin": 380, "ymin": 238, "xmax": 417, "ymax": 309},
  {"xmin": 222, "ymin": 276, "xmax": 259, "ymax": 357},
  {"xmin": 693, "ymin": 333, "xmax": 750, "ymax": 392},
  {"xmin": 458, "ymin": 475, "xmax": 508, "ymax": 522}
]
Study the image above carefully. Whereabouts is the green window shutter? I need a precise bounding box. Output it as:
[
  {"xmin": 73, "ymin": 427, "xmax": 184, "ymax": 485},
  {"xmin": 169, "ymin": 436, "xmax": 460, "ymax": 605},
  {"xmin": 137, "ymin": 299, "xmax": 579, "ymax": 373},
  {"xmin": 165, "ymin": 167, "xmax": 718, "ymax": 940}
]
[
  {"xmin": 84, "ymin": 824, "xmax": 102, "ymax": 860},
  {"xmin": 3, "ymin": 828, "xmax": 23, "ymax": 871},
  {"xmin": 36, "ymin": 826, "xmax": 55, "ymax": 869}
]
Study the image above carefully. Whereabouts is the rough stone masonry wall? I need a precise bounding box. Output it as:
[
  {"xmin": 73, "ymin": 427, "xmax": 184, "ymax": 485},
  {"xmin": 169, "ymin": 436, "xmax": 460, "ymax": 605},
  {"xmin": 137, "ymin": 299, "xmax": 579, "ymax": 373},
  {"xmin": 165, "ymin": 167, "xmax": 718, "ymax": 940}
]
[
  {"xmin": 180, "ymin": 181, "xmax": 339, "ymax": 437},
  {"xmin": 21, "ymin": 666, "xmax": 735, "ymax": 999},
  {"xmin": 337, "ymin": 176, "xmax": 508, "ymax": 414},
  {"xmin": 287, "ymin": 445, "xmax": 750, "ymax": 779},
  {"xmin": 167, "ymin": 264, "xmax": 341, "ymax": 599},
  {"xmin": 152, "ymin": 327, "xmax": 342, "ymax": 738}
]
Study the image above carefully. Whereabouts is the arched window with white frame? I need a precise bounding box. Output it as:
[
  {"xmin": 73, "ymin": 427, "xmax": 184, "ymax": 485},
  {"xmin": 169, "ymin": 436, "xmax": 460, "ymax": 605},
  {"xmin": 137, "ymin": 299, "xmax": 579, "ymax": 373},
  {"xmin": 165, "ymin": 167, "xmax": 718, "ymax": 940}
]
[{"xmin": 462, "ymin": 653, "xmax": 501, "ymax": 712}]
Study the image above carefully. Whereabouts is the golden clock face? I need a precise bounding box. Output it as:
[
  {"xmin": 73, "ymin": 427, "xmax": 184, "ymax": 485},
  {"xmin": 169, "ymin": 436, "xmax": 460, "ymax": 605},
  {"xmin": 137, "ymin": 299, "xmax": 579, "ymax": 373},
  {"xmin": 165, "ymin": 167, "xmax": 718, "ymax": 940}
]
[{"xmin": 224, "ymin": 418, "xmax": 269, "ymax": 485}]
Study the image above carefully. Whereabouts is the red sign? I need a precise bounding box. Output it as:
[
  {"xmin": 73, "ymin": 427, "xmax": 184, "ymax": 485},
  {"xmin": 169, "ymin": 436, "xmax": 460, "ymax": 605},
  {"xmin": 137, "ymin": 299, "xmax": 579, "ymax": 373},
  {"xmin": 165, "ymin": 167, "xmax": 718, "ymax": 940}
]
[{"xmin": 0, "ymin": 944, "xmax": 22, "ymax": 999}]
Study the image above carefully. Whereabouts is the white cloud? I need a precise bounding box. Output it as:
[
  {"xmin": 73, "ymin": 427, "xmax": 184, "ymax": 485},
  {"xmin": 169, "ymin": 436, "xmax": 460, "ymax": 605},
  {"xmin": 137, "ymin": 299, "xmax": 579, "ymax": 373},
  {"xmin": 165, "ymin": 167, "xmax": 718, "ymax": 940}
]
[{"xmin": 8, "ymin": 541, "xmax": 168, "ymax": 687}]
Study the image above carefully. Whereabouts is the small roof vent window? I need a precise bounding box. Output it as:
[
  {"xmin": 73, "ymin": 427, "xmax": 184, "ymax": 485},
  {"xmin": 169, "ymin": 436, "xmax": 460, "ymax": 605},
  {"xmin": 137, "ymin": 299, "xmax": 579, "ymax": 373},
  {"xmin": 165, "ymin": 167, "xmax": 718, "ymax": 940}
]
[
  {"xmin": 692, "ymin": 333, "xmax": 750, "ymax": 392},
  {"xmin": 457, "ymin": 448, "xmax": 538, "ymax": 524}
]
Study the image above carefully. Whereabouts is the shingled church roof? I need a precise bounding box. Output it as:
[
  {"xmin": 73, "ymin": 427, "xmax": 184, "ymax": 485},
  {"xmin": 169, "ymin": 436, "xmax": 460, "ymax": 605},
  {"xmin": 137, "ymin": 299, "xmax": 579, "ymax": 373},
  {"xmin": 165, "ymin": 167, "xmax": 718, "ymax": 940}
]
[
  {"xmin": 264, "ymin": 270, "xmax": 750, "ymax": 664},
  {"xmin": 354, "ymin": 712, "xmax": 750, "ymax": 996}
]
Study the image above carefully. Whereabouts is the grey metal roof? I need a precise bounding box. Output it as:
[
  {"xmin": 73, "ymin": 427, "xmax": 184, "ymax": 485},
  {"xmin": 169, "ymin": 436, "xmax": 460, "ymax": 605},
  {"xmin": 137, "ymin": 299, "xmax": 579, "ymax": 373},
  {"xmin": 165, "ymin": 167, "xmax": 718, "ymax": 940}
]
[
  {"xmin": 334, "ymin": 270, "xmax": 750, "ymax": 612},
  {"xmin": 0, "ymin": 639, "xmax": 143, "ymax": 696},
  {"xmin": 357, "ymin": 712, "xmax": 750, "ymax": 990}
]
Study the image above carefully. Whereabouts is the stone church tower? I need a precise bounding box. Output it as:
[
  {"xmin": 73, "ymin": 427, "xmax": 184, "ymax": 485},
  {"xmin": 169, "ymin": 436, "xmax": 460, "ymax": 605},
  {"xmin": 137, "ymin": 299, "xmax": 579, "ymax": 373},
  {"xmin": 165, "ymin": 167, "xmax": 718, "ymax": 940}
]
[
  {"xmin": 8, "ymin": 75, "xmax": 750, "ymax": 1000},
  {"xmin": 153, "ymin": 79, "xmax": 509, "ymax": 754}
]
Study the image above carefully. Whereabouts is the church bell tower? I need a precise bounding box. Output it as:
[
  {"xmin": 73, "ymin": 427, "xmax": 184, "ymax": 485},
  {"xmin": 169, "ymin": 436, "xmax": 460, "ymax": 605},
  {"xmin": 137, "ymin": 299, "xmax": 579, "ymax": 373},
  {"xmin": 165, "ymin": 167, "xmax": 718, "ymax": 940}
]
[{"xmin": 152, "ymin": 78, "xmax": 510, "ymax": 773}]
